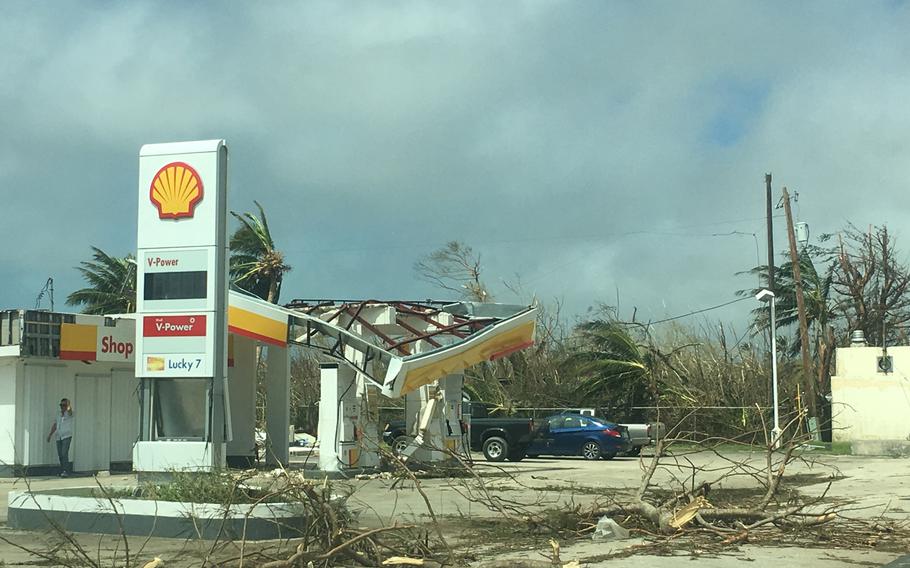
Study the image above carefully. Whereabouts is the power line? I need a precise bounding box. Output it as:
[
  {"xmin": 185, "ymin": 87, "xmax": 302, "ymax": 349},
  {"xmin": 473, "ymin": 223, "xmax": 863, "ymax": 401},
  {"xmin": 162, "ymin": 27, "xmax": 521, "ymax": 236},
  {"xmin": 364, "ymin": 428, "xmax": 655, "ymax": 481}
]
[
  {"xmin": 648, "ymin": 296, "xmax": 750, "ymax": 325},
  {"xmin": 282, "ymin": 215, "xmax": 786, "ymax": 255},
  {"xmin": 730, "ymin": 321, "xmax": 757, "ymax": 350}
]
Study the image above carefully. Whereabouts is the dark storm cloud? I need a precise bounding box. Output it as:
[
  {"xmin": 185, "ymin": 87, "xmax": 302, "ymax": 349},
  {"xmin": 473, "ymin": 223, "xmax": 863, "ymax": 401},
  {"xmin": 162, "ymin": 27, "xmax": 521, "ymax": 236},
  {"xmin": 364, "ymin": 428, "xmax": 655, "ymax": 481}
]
[{"xmin": 2, "ymin": 1, "xmax": 910, "ymax": 330}]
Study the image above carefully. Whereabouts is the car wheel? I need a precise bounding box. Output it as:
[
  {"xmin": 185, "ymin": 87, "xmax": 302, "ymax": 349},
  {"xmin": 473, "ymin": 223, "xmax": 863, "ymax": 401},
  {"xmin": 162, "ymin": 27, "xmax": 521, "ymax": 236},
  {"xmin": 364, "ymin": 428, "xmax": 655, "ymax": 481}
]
[
  {"xmin": 483, "ymin": 437, "xmax": 509, "ymax": 462},
  {"xmin": 601, "ymin": 452, "xmax": 617, "ymax": 460},
  {"xmin": 392, "ymin": 436, "xmax": 411, "ymax": 455},
  {"xmin": 581, "ymin": 441, "xmax": 602, "ymax": 460},
  {"xmin": 625, "ymin": 446, "xmax": 642, "ymax": 457}
]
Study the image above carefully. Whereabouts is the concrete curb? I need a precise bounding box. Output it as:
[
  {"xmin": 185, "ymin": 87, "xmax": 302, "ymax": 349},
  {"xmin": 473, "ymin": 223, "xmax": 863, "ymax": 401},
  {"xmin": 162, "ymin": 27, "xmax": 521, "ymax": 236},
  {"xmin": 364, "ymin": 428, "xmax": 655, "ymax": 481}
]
[
  {"xmin": 8, "ymin": 488, "xmax": 309, "ymax": 540},
  {"xmin": 850, "ymin": 440, "xmax": 910, "ymax": 457}
]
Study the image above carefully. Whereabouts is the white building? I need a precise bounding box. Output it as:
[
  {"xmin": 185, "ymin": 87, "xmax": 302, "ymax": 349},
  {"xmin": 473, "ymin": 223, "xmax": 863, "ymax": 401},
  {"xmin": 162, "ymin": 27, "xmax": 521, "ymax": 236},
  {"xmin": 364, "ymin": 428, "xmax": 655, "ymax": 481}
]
[
  {"xmin": 0, "ymin": 307, "xmax": 263, "ymax": 476},
  {"xmin": 0, "ymin": 310, "xmax": 139, "ymax": 475}
]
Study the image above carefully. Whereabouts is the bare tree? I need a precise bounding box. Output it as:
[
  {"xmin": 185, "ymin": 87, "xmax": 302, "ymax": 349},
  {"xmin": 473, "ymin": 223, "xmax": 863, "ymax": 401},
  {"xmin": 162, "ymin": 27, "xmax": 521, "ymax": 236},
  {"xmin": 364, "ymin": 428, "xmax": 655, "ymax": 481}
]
[
  {"xmin": 830, "ymin": 224, "xmax": 910, "ymax": 346},
  {"xmin": 414, "ymin": 241, "xmax": 491, "ymax": 302}
]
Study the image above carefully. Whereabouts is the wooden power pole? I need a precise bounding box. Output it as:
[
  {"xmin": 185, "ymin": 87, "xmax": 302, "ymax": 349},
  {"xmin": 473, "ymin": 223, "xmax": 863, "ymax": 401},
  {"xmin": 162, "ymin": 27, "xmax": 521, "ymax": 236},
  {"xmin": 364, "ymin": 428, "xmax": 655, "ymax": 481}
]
[{"xmin": 782, "ymin": 187, "xmax": 818, "ymax": 422}]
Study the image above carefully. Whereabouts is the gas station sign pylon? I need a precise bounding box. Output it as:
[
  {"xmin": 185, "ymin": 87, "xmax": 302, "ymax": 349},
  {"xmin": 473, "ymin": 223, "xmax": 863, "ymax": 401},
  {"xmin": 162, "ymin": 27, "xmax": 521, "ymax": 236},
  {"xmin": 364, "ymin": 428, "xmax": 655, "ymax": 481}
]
[{"xmin": 133, "ymin": 140, "xmax": 230, "ymax": 473}]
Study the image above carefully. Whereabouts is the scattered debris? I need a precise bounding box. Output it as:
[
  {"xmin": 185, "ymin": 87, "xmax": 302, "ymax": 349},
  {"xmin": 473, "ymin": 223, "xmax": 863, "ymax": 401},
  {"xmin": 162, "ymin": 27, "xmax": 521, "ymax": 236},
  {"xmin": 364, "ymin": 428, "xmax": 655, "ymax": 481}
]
[
  {"xmin": 669, "ymin": 496, "xmax": 712, "ymax": 529},
  {"xmin": 592, "ymin": 517, "xmax": 630, "ymax": 540},
  {"xmin": 355, "ymin": 471, "xmax": 395, "ymax": 480},
  {"xmin": 382, "ymin": 556, "xmax": 425, "ymax": 565}
]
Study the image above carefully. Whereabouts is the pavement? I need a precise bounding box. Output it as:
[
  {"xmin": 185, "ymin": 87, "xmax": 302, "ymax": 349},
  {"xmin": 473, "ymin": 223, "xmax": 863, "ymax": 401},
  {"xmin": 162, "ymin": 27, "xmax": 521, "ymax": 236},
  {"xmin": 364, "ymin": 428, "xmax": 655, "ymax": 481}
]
[
  {"xmin": 339, "ymin": 451, "xmax": 910, "ymax": 567},
  {"xmin": 344, "ymin": 450, "xmax": 910, "ymax": 524},
  {"xmin": 0, "ymin": 451, "xmax": 907, "ymax": 566}
]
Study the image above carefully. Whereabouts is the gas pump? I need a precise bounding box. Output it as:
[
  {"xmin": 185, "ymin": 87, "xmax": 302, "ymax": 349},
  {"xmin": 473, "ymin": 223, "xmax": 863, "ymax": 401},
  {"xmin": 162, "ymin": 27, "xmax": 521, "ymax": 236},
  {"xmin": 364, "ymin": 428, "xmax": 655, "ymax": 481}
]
[{"xmin": 398, "ymin": 372, "xmax": 466, "ymax": 463}]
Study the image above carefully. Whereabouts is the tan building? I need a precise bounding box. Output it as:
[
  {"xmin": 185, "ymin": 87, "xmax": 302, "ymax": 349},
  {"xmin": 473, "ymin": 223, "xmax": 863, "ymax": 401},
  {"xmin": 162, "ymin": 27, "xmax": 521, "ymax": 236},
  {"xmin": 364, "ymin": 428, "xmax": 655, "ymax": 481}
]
[{"xmin": 831, "ymin": 341, "xmax": 910, "ymax": 454}]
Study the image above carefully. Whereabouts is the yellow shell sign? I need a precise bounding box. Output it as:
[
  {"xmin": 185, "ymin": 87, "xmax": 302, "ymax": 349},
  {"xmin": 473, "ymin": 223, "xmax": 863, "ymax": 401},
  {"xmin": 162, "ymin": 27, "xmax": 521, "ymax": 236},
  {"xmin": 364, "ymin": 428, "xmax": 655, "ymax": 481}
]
[{"xmin": 149, "ymin": 162, "xmax": 204, "ymax": 219}]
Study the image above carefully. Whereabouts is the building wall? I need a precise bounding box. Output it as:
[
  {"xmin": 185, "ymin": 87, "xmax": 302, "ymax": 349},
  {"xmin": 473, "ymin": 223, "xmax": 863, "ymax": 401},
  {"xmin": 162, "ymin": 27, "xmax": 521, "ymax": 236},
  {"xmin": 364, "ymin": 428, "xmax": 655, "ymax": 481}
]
[
  {"xmin": 73, "ymin": 372, "xmax": 112, "ymax": 471},
  {"xmin": 831, "ymin": 346, "xmax": 910, "ymax": 442},
  {"xmin": 0, "ymin": 359, "xmax": 18, "ymax": 469},
  {"xmin": 5, "ymin": 359, "xmax": 139, "ymax": 471},
  {"xmin": 110, "ymin": 370, "xmax": 140, "ymax": 463},
  {"xmin": 19, "ymin": 362, "xmax": 75, "ymax": 467}
]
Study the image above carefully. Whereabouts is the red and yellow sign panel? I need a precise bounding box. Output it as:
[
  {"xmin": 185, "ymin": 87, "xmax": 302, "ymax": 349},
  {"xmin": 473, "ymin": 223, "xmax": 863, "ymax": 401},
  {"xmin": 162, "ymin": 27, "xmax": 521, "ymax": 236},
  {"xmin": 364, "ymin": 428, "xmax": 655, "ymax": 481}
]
[
  {"xmin": 60, "ymin": 323, "xmax": 135, "ymax": 361},
  {"xmin": 60, "ymin": 323, "xmax": 97, "ymax": 360},
  {"xmin": 149, "ymin": 161, "xmax": 204, "ymax": 219}
]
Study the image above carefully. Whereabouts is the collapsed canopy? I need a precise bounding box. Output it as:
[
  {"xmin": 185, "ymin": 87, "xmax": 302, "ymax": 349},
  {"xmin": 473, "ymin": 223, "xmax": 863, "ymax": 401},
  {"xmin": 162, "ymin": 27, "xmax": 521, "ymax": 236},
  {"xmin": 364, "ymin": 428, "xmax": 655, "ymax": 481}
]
[{"xmin": 228, "ymin": 291, "xmax": 536, "ymax": 398}]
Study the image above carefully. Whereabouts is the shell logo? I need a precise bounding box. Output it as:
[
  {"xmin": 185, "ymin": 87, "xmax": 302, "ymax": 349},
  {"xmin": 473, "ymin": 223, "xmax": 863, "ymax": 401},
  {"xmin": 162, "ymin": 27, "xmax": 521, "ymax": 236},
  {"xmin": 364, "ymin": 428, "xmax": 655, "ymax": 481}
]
[{"xmin": 149, "ymin": 162, "xmax": 204, "ymax": 219}]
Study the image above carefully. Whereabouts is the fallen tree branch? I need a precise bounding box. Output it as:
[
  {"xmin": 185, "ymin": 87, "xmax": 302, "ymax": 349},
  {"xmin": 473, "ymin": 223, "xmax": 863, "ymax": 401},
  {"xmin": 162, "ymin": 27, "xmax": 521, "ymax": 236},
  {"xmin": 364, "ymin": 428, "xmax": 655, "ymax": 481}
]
[{"xmin": 260, "ymin": 525, "xmax": 416, "ymax": 568}]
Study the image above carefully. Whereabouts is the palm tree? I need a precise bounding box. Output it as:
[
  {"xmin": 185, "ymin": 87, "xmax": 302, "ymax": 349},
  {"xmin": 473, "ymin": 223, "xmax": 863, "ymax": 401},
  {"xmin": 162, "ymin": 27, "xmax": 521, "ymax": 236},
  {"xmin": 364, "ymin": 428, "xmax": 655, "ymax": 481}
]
[
  {"xmin": 65, "ymin": 247, "xmax": 137, "ymax": 314},
  {"xmin": 570, "ymin": 319, "xmax": 655, "ymax": 417},
  {"xmin": 740, "ymin": 248, "xmax": 838, "ymax": 357},
  {"xmin": 66, "ymin": 202, "xmax": 288, "ymax": 315},
  {"xmin": 229, "ymin": 201, "xmax": 290, "ymax": 304}
]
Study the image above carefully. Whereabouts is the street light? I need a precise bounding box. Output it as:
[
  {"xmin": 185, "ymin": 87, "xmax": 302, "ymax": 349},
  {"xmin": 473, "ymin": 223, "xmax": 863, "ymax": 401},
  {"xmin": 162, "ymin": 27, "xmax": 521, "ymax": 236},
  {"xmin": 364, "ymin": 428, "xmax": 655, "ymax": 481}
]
[{"xmin": 755, "ymin": 288, "xmax": 781, "ymax": 447}]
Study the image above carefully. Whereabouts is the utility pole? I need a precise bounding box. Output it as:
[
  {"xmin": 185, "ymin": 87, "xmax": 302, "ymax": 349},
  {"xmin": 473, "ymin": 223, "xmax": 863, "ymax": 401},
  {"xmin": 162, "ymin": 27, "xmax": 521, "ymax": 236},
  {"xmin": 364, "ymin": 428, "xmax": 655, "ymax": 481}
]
[
  {"xmin": 782, "ymin": 187, "xmax": 818, "ymax": 424},
  {"xmin": 765, "ymin": 174, "xmax": 776, "ymax": 418},
  {"xmin": 766, "ymin": 174, "xmax": 775, "ymax": 291}
]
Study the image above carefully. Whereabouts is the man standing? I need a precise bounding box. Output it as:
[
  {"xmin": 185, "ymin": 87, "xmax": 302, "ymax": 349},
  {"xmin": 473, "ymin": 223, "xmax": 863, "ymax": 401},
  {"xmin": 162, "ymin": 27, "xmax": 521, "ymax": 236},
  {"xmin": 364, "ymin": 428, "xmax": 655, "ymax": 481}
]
[{"xmin": 47, "ymin": 398, "xmax": 74, "ymax": 477}]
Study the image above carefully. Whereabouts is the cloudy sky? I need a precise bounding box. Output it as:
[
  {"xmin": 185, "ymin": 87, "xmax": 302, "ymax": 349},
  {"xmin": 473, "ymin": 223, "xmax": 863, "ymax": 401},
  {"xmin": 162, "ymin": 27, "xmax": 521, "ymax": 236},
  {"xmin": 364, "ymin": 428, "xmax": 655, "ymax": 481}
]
[{"xmin": 2, "ymin": 1, "xmax": 909, "ymax": 332}]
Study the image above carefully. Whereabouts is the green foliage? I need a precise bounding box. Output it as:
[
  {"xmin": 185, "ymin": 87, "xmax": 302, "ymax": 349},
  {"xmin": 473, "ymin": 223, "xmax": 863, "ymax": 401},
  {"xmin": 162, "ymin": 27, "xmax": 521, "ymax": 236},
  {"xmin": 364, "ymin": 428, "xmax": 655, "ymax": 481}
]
[
  {"xmin": 812, "ymin": 441, "xmax": 852, "ymax": 455},
  {"xmin": 138, "ymin": 470, "xmax": 284, "ymax": 504},
  {"xmin": 65, "ymin": 246, "xmax": 137, "ymax": 314},
  {"xmin": 739, "ymin": 246, "xmax": 836, "ymax": 355},
  {"xmin": 568, "ymin": 318, "xmax": 655, "ymax": 417}
]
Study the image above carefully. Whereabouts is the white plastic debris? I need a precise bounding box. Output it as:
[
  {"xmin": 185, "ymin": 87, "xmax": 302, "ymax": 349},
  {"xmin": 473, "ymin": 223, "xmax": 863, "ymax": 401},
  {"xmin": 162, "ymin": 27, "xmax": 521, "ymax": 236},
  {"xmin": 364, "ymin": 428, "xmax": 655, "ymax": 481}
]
[{"xmin": 592, "ymin": 516, "xmax": 630, "ymax": 540}]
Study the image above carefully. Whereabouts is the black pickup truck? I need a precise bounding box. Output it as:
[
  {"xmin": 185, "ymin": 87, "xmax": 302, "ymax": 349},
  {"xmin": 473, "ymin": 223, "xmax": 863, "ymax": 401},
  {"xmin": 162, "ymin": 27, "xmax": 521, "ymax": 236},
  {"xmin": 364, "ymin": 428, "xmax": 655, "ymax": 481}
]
[
  {"xmin": 469, "ymin": 415, "xmax": 536, "ymax": 461},
  {"xmin": 382, "ymin": 405, "xmax": 536, "ymax": 462}
]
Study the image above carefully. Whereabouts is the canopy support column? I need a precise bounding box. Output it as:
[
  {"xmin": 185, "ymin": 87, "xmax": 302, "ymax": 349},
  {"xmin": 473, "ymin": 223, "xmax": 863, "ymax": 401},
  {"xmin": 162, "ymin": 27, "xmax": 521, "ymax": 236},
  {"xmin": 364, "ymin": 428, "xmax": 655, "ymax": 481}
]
[{"xmin": 265, "ymin": 345, "xmax": 290, "ymax": 466}]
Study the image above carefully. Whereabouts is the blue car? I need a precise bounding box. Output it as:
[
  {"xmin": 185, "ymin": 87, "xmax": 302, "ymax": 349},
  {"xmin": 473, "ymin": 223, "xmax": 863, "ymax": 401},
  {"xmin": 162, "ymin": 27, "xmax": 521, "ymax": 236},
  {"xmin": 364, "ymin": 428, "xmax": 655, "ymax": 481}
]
[{"xmin": 525, "ymin": 414, "xmax": 631, "ymax": 460}]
